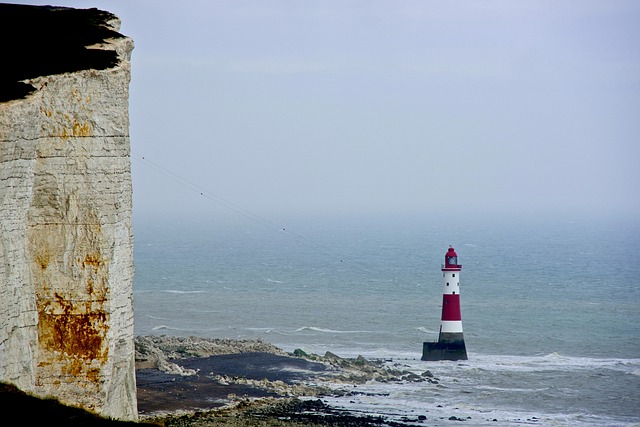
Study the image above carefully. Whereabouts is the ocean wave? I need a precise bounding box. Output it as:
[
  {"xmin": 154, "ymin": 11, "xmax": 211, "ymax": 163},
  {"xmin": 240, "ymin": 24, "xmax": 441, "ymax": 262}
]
[
  {"xmin": 266, "ymin": 278, "xmax": 283, "ymax": 283},
  {"xmin": 476, "ymin": 385, "xmax": 551, "ymax": 393},
  {"xmin": 242, "ymin": 327, "xmax": 298, "ymax": 336},
  {"xmin": 134, "ymin": 289, "xmax": 206, "ymax": 295},
  {"xmin": 145, "ymin": 314, "xmax": 169, "ymax": 320},
  {"xmin": 151, "ymin": 325, "xmax": 175, "ymax": 331},
  {"xmin": 245, "ymin": 327, "xmax": 277, "ymax": 334},
  {"xmin": 267, "ymin": 330, "xmax": 297, "ymax": 336},
  {"xmin": 149, "ymin": 324, "xmax": 204, "ymax": 333},
  {"xmin": 163, "ymin": 290, "xmax": 206, "ymax": 294},
  {"xmin": 415, "ymin": 326, "xmax": 438, "ymax": 334},
  {"xmin": 295, "ymin": 326, "xmax": 374, "ymax": 334},
  {"xmin": 458, "ymin": 353, "xmax": 640, "ymax": 374}
]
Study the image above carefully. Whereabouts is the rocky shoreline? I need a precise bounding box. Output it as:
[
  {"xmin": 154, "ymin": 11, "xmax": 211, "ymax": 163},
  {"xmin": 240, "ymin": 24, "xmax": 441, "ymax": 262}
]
[{"xmin": 135, "ymin": 335, "xmax": 440, "ymax": 426}]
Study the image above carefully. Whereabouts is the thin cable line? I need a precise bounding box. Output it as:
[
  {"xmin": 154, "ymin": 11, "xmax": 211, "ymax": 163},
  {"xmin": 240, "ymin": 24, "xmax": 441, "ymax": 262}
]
[{"xmin": 131, "ymin": 151, "xmax": 379, "ymax": 276}]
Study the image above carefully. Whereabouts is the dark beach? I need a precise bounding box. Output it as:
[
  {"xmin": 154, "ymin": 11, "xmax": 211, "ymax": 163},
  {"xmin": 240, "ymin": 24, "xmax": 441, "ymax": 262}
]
[
  {"xmin": 137, "ymin": 352, "xmax": 328, "ymax": 414},
  {"xmin": 135, "ymin": 336, "xmax": 438, "ymax": 426}
]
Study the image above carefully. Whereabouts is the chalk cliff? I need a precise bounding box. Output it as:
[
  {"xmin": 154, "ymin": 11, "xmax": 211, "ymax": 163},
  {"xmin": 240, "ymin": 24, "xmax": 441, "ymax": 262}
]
[{"xmin": 0, "ymin": 5, "xmax": 137, "ymax": 420}]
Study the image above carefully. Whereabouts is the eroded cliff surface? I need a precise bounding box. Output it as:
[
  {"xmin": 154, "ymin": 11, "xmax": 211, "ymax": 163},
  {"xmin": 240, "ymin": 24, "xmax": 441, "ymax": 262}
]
[{"xmin": 0, "ymin": 5, "xmax": 137, "ymax": 420}]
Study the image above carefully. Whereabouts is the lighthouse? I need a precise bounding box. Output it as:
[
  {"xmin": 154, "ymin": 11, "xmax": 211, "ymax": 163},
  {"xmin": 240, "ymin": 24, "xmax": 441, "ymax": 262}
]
[{"xmin": 422, "ymin": 246, "xmax": 468, "ymax": 361}]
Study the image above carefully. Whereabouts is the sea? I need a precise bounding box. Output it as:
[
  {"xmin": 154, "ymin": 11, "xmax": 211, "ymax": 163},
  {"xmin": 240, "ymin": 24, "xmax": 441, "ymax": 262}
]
[{"xmin": 133, "ymin": 212, "xmax": 640, "ymax": 426}]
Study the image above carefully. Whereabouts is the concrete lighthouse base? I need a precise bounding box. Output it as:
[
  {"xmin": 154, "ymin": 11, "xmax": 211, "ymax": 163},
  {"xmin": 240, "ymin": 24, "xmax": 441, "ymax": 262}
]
[{"xmin": 422, "ymin": 333, "xmax": 468, "ymax": 361}]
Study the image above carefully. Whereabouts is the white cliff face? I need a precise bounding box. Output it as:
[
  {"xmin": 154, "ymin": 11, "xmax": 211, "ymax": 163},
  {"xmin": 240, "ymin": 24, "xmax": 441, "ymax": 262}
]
[{"xmin": 0, "ymin": 12, "xmax": 137, "ymax": 421}]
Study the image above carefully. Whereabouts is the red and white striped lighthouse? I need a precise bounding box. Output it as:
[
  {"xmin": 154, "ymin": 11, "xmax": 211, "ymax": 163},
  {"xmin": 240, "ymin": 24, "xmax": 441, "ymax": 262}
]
[{"xmin": 422, "ymin": 246, "xmax": 468, "ymax": 361}]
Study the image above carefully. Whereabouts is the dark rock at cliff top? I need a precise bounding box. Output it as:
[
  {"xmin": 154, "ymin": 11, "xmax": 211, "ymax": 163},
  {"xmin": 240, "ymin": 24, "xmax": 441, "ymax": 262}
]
[{"xmin": 0, "ymin": 3, "xmax": 124, "ymax": 102}]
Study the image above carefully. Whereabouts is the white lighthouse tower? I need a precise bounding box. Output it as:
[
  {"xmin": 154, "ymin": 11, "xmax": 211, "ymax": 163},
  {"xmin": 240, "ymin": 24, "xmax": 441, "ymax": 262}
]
[{"xmin": 422, "ymin": 246, "xmax": 468, "ymax": 361}]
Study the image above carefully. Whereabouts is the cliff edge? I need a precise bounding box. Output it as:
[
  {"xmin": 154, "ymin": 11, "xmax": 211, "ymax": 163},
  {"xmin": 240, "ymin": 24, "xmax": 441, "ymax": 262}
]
[{"xmin": 0, "ymin": 4, "xmax": 137, "ymax": 420}]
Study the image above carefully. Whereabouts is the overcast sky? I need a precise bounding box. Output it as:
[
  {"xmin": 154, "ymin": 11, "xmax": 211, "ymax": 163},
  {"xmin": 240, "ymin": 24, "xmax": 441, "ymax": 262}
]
[{"xmin": 18, "ymin": 1, "xmax": 640, "ymax": 220}]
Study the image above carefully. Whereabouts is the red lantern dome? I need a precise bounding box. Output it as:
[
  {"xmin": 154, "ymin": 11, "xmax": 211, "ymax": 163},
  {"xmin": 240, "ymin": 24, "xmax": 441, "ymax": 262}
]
[{"xmin": 442, "ymin": 246, "xmax": 461, "ymax": 271}]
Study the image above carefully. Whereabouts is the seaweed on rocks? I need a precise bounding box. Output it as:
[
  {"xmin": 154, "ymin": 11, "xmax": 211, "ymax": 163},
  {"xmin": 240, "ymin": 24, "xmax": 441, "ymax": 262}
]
[
  {"xmin": 292, "ymin": 349, "xmax": 439, "ymax": 385},
  {"xmin": 157, "ymin": 398, "xmax": 427, "ymax": 427},
  {"xmin": 246, "ymin": 399, "xmax": 423, "ymax": 427}
]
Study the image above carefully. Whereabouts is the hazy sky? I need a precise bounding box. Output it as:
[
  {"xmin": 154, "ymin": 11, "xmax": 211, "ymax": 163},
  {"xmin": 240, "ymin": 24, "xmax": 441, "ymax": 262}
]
[{"xmin": 18, "ymin": 1, "xmax": 640, "ymax": 220}]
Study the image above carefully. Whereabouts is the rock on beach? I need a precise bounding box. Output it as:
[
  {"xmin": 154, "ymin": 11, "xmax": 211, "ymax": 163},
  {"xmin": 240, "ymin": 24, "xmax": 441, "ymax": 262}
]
[{"xmin": 135, "ymin": 335, "xmax": 440, "ymax": 424}]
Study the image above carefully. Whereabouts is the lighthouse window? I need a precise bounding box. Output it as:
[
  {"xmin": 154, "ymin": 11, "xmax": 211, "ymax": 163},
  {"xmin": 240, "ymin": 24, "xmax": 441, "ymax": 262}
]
[
  {"xmin": 446, "ymin": 282, "xmax": 449, "ymax": 286},
  {"xmin": 453, "ymin": 274, "xmax": 455, "ymax": 277}
]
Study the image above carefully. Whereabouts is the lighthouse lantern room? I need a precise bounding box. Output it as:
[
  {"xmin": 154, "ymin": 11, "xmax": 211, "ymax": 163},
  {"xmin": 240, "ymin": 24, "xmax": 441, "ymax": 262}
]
[{"xmin": 422, "ymin": 246, "xmax": 468, "ymax": 361}]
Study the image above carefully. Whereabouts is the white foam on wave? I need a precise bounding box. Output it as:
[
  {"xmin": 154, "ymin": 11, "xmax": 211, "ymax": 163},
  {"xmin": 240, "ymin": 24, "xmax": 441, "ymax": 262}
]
[
  {"xmin": 363, "ymin": 349, "xmax": 420, "ymax": 360},
  {"xmin": 149, "ymin": 324, "xmax": 227, "ymax": 334},
  {"xmin": 415, "ymin": 326, "xmax": 438, "ymax": 334},
  {"xmin": 245, "ymin": 327, "xmax": 285, "ymax": 335},
  {"xmin": 145, "ymin": 314, "xmax": 169, "ymax": 320},
  {"xmin": 295, "ymin": 326, "xmax": 374, "ymax": 334},
  {"xmin": 316, "ymin": 374, "xmax": 635, "ymax": 427},
  {"xmin": 316, "ymin": 386, "xmax": 558, "ymax": 427},
  {"xmin": 475, "ymin": 385, "xmax": 551, "ymax": 393},
  {"xmin": 244, "ymin": 327, "xmax": 297, "ymax": 336},
  {"xmin": 312, "ymin": 348, "xmax": 640, "ymax": 379},
  {"xmin": 266, "ymin": 278, "xmax": 283, "ymax": 283},
  {"xmin": 424, "ymin": 352, "xmax": 640, "ymax": 376}
]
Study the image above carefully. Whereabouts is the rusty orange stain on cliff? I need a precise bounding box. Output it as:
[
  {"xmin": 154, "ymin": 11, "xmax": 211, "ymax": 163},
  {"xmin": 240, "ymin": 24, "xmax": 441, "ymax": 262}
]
[
  {"xmin": 72, "ymin": 121, "xmax": 92, "ymax": 137},
  {"xmin": 37, "ymin": 292, "xmax": 108, "ymax": 363},
  {"xmin": 38, "ymin": 101, "xmax": 93, "ymax": 139},
  {"xmin": 54, "ymin": 119, "xmax": 93, "ymax": 139},
  {"xmin": 86, "ymin": 367, "xmax": 101, "ymax": 383},
  {"xmin": 35, "ymin": 251, "xmax": 50, "ymax": 270},
  {"xmin": 86, "ymin": 278, "xmax": 94, "ymax": 295},
  {"xmin": 82, "ymin": 253, "xmax": 102, "ymax": 269},
  {"xmin": 35, "ymin": 249, "xmax": 110, "ymax": 385}
]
